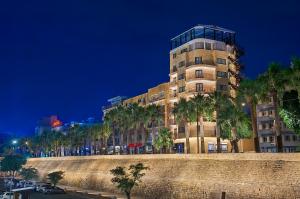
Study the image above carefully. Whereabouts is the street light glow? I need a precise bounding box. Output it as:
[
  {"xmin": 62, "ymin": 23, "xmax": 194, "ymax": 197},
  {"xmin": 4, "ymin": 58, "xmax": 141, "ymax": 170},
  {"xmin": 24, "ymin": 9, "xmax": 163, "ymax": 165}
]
[{"xmin": 12, "ymin": 140, "xmax": 17, "ymax": 144}]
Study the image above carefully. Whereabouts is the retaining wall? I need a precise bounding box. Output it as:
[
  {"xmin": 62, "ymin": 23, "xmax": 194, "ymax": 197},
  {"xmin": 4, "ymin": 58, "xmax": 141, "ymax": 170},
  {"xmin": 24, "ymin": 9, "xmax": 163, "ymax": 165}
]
[{"xmin": 26, "ymin": 154, "xmax": 300, "ymax": 199}]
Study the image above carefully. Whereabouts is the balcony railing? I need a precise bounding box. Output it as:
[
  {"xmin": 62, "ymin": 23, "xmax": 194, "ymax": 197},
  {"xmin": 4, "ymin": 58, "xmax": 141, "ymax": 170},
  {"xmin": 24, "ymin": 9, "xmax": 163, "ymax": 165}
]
[
  {"xmin": 186, "ymin": 74, "xmax": 216, "ymax": 81},
  {"xmin": 186, "ymin": 59, "xmax": 215, "ymax": 68},
  {"xmin": 149, "ymin": 95, "xmax": 165, "ymax": 103},
  {"xmin": 187, "ymin": 88, "xmax": 215, "ymax": 94}
]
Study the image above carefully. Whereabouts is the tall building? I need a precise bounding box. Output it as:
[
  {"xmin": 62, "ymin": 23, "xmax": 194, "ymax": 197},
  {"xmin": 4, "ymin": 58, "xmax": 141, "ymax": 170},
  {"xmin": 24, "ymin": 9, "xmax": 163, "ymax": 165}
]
[
  {"xmin": 35, "ymin": 115, "xmax": 63, "ymax": 136},
  {"xmin": 102, "ymin": 25, "xmax": 254, "ymax": 153}
]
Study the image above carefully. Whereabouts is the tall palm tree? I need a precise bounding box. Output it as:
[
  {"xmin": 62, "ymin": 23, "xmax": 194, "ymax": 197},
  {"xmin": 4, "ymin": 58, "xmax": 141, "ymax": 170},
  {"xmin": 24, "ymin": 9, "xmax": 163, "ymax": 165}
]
[
  {"xmin": 90, "ymin": 123, "xmax": 102, "ymax": 155},
  {"xmin": 190, "ymin": 93, "xmax": 214, "ymax": 154},
  {"xmin": 173, "ymin": 98, "xmax": 193, "ymax": 154},
  {"xmin": 104, "ymin": 108, "xmax": 119, "ymax": 149},
  {"xmin": 237, "ymin": 79, "xmax": 260, "ymax": 152},
  {"xmin": 145, "ymin": 104, "xmax": 164, "ymax": 150},
  {"xmin": 258, "ymin": 63, "xmax": 287, "ymax": 152},
  {"xmin": 218, "ymin": 97, "xmax": 252, "ymax": 153},
  {"xmin": 100, "ymin": 122, "xmax": 112, "ymax": 153}
]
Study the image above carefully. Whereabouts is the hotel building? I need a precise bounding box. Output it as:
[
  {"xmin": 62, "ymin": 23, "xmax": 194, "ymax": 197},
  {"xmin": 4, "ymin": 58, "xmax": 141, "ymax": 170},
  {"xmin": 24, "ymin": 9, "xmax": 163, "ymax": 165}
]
[{"xmin": 103, "ymin": 25, "xmax": 254, "ymax": 153}]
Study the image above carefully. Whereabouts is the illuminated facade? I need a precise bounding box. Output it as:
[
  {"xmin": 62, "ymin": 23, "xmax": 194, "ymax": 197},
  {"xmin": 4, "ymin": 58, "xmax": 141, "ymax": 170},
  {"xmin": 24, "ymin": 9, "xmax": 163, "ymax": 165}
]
[{"xmin": 103, "ymin": 25, "xmax": 254, "ymax": 153}]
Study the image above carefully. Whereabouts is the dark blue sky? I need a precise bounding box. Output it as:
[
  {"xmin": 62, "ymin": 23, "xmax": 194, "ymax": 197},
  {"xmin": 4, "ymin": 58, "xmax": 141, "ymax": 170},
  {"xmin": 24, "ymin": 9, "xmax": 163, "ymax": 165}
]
[{"xmin": 0, "ymin": 0, "xmax": 299, "ymax": 137}]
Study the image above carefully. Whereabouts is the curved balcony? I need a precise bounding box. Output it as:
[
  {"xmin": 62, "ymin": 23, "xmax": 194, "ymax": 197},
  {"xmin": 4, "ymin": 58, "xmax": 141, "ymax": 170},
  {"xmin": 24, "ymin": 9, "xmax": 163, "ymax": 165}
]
[
  {"xmin": 186, "ymin": 74, "xmax": 216, "ymax": 83},
  {"xmin": 186, "ymin": 60, "xmax": 216, "ymax": 70}
]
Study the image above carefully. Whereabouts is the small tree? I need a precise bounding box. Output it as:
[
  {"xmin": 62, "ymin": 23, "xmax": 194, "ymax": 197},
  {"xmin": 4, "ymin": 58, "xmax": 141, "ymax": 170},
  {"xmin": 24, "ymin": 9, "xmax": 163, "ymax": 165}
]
[
  {"xmin": 153, "ymin": 128, "xmax": 173, "ymax": 153},
  {"xmin": 0, "ymin": 154, "xmax": 27, "ymax": 178},
  {"xmin": 110, "ymin": 163, "xmax": 149, "ymax": 199},
  {"xmin": 47, "ymin": 171, "xmax": 64, "ymax": 187},
  {"xmin": 20, "ymin": 167, "xmax": 38, "ymax": 181}
]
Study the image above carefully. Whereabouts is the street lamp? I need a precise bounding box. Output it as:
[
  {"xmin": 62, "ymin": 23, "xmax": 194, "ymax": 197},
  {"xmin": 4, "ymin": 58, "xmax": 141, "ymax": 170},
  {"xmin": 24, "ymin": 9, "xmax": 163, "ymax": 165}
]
[
  {"xmin": 12, "ymin": 140, "xmax": 17, "ymax": 145},
  {"xmin": 241, "ymin": 102, "xmax": 246, "ymax": 107}
]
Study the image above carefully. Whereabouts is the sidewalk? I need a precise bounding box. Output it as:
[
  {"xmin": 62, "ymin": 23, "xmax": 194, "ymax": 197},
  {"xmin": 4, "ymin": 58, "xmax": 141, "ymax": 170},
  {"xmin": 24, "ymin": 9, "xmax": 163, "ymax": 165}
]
[{"xmin": 59, "ymin": 185, "xmax": 140, "ymax": 199}]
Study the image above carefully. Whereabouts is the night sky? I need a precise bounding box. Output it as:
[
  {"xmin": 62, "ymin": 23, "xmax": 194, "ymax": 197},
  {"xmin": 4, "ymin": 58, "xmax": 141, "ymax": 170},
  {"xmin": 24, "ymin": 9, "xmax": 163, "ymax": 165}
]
[{"xmin": 0, "ymin": 0, "xmax": 300, "ymax": 137}]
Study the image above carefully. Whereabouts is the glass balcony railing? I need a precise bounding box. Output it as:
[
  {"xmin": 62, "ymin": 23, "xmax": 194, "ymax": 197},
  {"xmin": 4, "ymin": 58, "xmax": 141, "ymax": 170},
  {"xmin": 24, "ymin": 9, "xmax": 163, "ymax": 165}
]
[{"xmin": 186, "ymin": 74, "xmax": 216, "ymax": 81}]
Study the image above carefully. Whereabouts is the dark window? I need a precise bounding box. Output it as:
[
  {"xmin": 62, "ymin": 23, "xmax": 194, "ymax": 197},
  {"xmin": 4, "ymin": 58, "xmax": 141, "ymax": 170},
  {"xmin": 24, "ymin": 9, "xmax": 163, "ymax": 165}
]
[
  {"xmin": 262, "ymin": 123, "xmax": 266, "ymax": 129},
  {"xmin": 179, "ymin": 86, "xmax": 185, "ymax": 93},
  {"xmin": 285, "ymin": 135, "xmax": 290, "ymax": 141},
  {"xmin": 205, "ymin": 43, "xmax": 212, "ymax": 50},
  {"xmin": 216, "ymin": 58, "xmax": 226, "ymax": 65},
  {"xmin": 204, "ymin": 28, "xmax": 214, "ymax": 39},
  {"xmin": 195, "ymin": 57, "xmax": 202, "ymax": 64},
  {"xmin": 178, "ymin": 61, "xmax": 185, "ymax": 67},
  {"xmin": 181, "ymin": 48, "xmax": 188, "ymax": 54},
  {"xmin": 194, "ymin": 27, "xmax": 204, "ymax": 38},
  {"xmin": 178, "ymin": 73, "xmax": 185, "ymax": 80},
  {"xmin": 196, "ymin": 83, "xmax": 203, "ymax": 92},
  {"xmin": 269, "ymin": 136, "xmax": 274, "ymax": 143},
  {"xmin": 217, "ymin": 71, "xmax": 228, "ymax": 78},
  {"xmin": 195, "ymin": 70, "xmax": 203, "ymax": 78},
  {"xmin": 195, "ymin": 42, "xmax": 204, "ymax": 49},
  {"xmin": 172, "ymin": 66, "xmax": 177, "ymax": 72},
  {"xmin": 293, "ymin": 135, "xmax": 297, "ymax": 141},
  {"xmin": 215, "ymin": 30, "xmax": 223, "ymax": 41},
  {"xmin": 179, "ymin": 126, "xmax": 185, "ymax": 133}
]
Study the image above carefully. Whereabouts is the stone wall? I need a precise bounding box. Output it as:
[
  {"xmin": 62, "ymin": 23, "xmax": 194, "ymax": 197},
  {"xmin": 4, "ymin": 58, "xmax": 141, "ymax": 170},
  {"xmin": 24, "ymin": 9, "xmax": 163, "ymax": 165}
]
[{"xmin": 26, "ymin": 154, "xmax": 300, "ymax": 199}]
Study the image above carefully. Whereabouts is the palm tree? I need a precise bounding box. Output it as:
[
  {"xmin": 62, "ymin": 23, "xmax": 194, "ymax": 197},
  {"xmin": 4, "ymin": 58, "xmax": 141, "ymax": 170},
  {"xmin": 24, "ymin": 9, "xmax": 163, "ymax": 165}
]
[
  {"xmin": 258, "ymin": 63, "xmax": 287, "ymax": 152},
  {"xmin": 237, "ymin": 79, "xmax": 260, "ymax": 152},
  {"xmin": 90, "ymin": 123, "xmax": 102, "ymax": 155},
  {"xmin": 100, "ymin": 122, "xmax": 112, "ymax": 153},
  {"xmin": 286, "ymin": 57, "xmax": 300, "ymax": 99},
  {"xmin": 173, "ymin": 98, "xmax": 193, "ymax": 154},
  {"xmin": 104, "ymin": 108, "xmax": 119, "ymax": 149},
  {"xmin": 218, "ymin": 98, "xmax": 252, "ymax": 153},
  {"xmin": 190, "ymin": 93, "xmax": 214, "ymax": 154},
  {"xmin": 145, "ymin": 104, "xmax": 164, "ymax": 151},
  {"xmin": 153, "ymin": 128, "xmax": 173, "ymax": 153}
]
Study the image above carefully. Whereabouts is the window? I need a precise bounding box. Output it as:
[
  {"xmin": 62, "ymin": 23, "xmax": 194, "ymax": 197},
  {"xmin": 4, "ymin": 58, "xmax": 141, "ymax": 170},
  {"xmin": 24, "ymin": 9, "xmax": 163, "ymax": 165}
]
[
  {"xmin": 172, "ymin": 66, "xmax": 177, "ymax": 72},
  {"xmin": 179, "ymin": 86, "xmax": 185, "ymax": 93},
  {"xmin": 194, "ymin": 27, "xmax": 204, "ymax": 38},
  {"xmin": 214, "ymin": 42, "xmax": 226, "ymax": 51},
  {"xmin": 178, "ymin": 61, "xmax": 185, "ymax": 67},
  {"xmin": 217, "ymin": 71, "xmax": 228, "ymax": 78},
  {"xmin": 178, "ymin": 73, "xmax": 185, "ymax": 80},
  {"xmin": 181, "ymin": 48, "xmax": 188, "ymax": 54},
  {"xmin": 195, "ymin": 57, "xmax": 202, "ymax": 64},
  {"xmin": 285, "ymin": 135, "xmax": 290, "ymax": 141},
  {"xmin": 204, "ymin": 28, "xmax": 214, "ymax": 39},
  {"xmin": 216, "ymin": 58, "xmax": 226, "ymax": 65},
  {"xmin": 268, "ymin": 110, "xmax": 273, "ymax": 115},
  {"xmin": 195, "ymin": 42, "xmax": 204, "ymax": 49},
  {"xmin": 263, "ymin": 137, "xmax": 267, "ymax": 142},
  {"xmin": 269, "ymin": 136, "xmax": 274, "ymax": 143},
  {"xmin": 262, "ymin": 123, "xmax": 266, "ymax": 129},
  {"xmin": 215, "ymin": 30, "xmax": 223, "ymax": 41},
  {"xmin": 179, "ymin": 126, "xmax": 185, "ymax": 133},
  {"xmin": 205, "ymin": 43, "xmax": 211, "ymax": 50},
  {"xmin": 173, "ymin": 53, "xmax": 176, "ymax": 59},
  {"xmin": 195, "ymin": 70, "xmax": 203, "ymax": 78},
  {"xmin": 293, "ymin": 135, "xmax": 297, "ymax": 141},
  {"xmin": 196, "ymin": 83, "xmax": 203, "ymax": 92}
]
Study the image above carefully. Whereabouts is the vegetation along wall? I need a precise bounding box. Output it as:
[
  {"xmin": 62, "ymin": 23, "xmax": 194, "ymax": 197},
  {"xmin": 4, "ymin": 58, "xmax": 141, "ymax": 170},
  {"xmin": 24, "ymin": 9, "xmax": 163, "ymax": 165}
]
[{"xmin": 26, "ymin": 154, "xmax": 300, "ymax": 199}]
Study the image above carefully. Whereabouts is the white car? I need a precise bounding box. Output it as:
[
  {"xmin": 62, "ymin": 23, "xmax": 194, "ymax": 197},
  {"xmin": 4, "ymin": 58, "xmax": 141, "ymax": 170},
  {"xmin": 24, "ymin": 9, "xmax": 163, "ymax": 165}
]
[{"xmin": 0, "ymin": 192, "xmax": 14, "ymax": 199}]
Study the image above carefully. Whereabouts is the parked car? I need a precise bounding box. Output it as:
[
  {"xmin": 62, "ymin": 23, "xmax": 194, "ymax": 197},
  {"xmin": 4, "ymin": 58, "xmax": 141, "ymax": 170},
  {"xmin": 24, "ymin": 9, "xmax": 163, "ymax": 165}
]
[
  {"xmin": 36, "ymin": 184, "xmax": 52, "ymax": 192},
  {"xmin": 0, "ymin": 192, "xmax": 14, "ymax": 199},
  {"xmin": 107, "ymin": 146, "xmax": 121, "ymax": 155}
]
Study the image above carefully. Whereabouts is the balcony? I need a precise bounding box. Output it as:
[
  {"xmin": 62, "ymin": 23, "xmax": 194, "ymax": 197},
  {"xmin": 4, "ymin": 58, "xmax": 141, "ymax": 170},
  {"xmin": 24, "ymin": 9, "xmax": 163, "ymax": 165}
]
[
  {"xmin": 187, "ymin": 88, "xmax": 215, "ymax": 94},
  {"xmin": 149, "ymin": 95, "xmax": 165, "ymax": 103},
  {"xmin": 186, "ymin": 74, "xmax": 216, "ymax": 82},
  {"xmin": 186, "ymin": 59, "xmax": 216, "ymax": 68}
]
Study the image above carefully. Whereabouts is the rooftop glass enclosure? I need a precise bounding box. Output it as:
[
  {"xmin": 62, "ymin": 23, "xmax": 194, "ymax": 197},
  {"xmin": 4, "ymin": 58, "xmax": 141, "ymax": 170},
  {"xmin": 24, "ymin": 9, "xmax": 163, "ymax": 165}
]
[{"xmin": 171, "ymin": 25, "xmax": 235, "ymax": 50}]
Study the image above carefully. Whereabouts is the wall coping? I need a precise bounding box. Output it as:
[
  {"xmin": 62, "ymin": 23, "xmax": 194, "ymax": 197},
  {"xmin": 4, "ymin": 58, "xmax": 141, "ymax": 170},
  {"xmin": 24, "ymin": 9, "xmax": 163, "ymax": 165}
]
[{"xmin": 27, "ymin": 153, "xmax": 300, "ymax": 162}]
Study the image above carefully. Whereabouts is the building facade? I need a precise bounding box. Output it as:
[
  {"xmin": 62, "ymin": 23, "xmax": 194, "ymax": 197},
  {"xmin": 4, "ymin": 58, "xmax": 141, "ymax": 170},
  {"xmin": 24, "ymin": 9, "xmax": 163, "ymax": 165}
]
[
  {"xmin": 257, "ymin": 99, "xmax": 300, "ymax": 152},
  {"xmin": 102, "ymin": 25, "xmax": 254, "ymax": 153}
]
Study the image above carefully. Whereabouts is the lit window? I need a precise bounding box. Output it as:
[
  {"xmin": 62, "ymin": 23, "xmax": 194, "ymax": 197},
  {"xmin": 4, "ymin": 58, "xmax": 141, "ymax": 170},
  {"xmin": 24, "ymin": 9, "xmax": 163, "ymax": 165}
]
[
  {"xmin": 179, "ymin": 86, "xmax": 185, "ymax": 93},
  {"xmin": 216, "ymin": 58, "xmax": 226, "ymax": 65},
  {"xmin": 217, "ymin": 71, "xmax": 228, "ymax": 78},
  {"xmin": 195, "ymin": 57, "xmax": 202, "ymax": 64},
  {"xmin": 205, "ymin": 43, "xmax": 212, "ymax": 50},
  {"xmin": 196, "ymin": 83, "xmax": 203, "ymax": 92},
  {"xmin": 195, "ymin": 70, "xmax": 203, "ymax": 78},
  {"xmin": 195, "ymin": 42, "xmax": 204, "ymax": 49}
]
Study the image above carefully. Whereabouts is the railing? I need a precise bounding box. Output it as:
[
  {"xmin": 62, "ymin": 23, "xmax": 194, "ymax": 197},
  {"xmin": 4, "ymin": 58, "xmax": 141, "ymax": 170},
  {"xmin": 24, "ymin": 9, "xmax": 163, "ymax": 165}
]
[
  {"xmin": 186, "ymin": 74, "xmax": 216, "ymax": 81},
  {"xmin": 186, "ymin": 60, "xmax": 216, "ymax": 68},
  {"xmin": 187, "ymin": 88, "xmax": 215, "ymax": 94}
]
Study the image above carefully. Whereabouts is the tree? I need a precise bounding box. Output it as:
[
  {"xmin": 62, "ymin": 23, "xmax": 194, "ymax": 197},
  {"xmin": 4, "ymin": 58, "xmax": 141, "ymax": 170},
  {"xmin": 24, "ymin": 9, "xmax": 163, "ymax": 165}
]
[
  {"xmin": 190, "ymin": 94, "xmax": 214, "ymax": 154},
  {"xmin": 145, "ymin": 104, "xmax": 164, "ymax": 151},
  {"xmin": 20, "ymin": 167, "xmax": 38, "ymax": 181},
  {"xmin": 153, "ymin": 128, "xmax": 173, "ymax": 153},
  {"xmin": 0, "ymin": 154, "xmax": 27, "ymax": 178},
  {"xmin": 258, "ymin": 63, "xmax": 287, "ymax": 152},
  {"xmin": 173, "ymin": 98, "xmax": 193, "ymax": 154},
  {"xmin": 101, "ymin": 122, "xmax": 112, "ymax": 152},
  {"xmin": 237, "ymin": 79, "xmax": 261, "ymax": 152},
  {"xmin": 110, "ymin": 163, "xmax": 149, "ymax": 199},
  {"xmin": 47, "ymin": 171, "xmax": 64, "ymax": 187},
  {"xmin": 218, "ymin": 98, "xmax": 252, "ymax": 152}
]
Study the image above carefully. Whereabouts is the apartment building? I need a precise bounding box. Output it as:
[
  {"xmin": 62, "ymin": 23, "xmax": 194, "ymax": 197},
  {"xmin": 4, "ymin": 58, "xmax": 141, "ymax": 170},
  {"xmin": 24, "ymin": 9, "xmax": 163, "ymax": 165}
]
[
  {"xmin": 257, "ymin": 99, "xmax": 300, "ymax": 152},
  {"xmin": 102, "ymin": 25, "xmax": 254, "ymax": 153}
]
